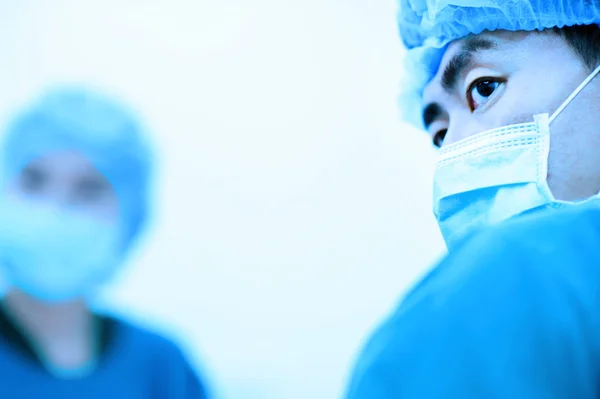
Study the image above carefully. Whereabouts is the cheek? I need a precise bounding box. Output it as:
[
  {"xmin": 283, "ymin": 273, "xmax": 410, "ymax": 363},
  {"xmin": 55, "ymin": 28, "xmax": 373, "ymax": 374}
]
[
  {"xmin": 2, "ymin": 183, "xmax": 20, "ymax": 199},
  {"xmin": 3, "ymin": 184, "xmax": 51, "ymax": 205},
  {"xmin": 86, "ymin": 195, "xmax": 121, "ymax": 224},
  {"xmin": 546, "ymin": 113, "xmax": 600, "ymax": 201},
  {"xmin": 494, "ymin": 84, "xmax": 550, "ymax": 125},
  {"xmin": 104, "ymin": 197, "xmax": 121, "ymax": 223}
]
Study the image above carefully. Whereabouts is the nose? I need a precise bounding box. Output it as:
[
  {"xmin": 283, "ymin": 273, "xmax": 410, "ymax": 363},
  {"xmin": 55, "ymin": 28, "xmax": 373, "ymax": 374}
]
[
  {"xmin": 445, "ymin": 112, "xmax": 489, "ymax": 147},
  {"xmin": 40, "ymin": 183, "xmax": 77, "ymax": 210}
]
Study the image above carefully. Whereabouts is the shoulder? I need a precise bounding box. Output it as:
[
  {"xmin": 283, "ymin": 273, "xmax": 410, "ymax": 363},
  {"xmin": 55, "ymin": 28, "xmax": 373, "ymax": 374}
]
[
  {"xmin": 110, "ymin": 316, "xmax": 211, "ymax": 398},
  {"xmin": 115, "ymin": 317, "xmax": 186, "ymax": 356},
  {"xmin": 480, "ymin": 202, "xmax": 600, "ymax": 255},
  {"xmin": 345, "ymin": 204, "xmax": 600, "ymax": 398},
  {"xmin": 404, "ymin": 203, "xmax": 600, "ymax": 341},
  {"xmin": 424, "ymin": 203, "xmax": 600, "ymax": 303}
]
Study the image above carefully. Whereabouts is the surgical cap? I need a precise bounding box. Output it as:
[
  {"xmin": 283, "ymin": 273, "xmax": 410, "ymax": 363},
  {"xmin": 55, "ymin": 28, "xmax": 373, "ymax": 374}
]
[
  {"xmin": 397, "ymin": 0, "xmax": 600, "ymax": 129},
  {"xmin": 0, "ymin": 86, "xmax": 154, "ymax": 250}
]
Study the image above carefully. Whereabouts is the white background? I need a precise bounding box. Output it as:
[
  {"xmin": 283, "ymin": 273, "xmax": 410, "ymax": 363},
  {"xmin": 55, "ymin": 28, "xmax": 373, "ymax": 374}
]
[{"xmin": 0, "ymin": 1, "xmax": 445, "ymax": 398}]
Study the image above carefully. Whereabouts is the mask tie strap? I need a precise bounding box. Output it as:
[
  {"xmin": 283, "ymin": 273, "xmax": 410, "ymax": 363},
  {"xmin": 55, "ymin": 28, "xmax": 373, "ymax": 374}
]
[{"xmin": 549, "ymin": 64, "xmax": 600, "ymax": 124}]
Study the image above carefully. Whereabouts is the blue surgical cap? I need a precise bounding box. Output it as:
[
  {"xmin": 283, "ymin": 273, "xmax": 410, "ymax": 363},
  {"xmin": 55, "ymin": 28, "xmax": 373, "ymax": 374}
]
[
  {"xmin": 0, "ymin": 85, "xmax": 154, "ymax": 250},
  {"xmin": 397, "ymin": 0, "xmax": 600, "ymax": 129}
]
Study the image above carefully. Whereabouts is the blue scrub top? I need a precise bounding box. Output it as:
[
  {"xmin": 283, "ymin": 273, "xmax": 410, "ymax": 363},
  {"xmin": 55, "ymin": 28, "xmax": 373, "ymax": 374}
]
[
  {"xmin": 0, "ymin": 312, "xmax": 209, "ymax": 399},
  {"xmin": 345, "ymin": 204, "xmax": 600, "ymax": 398}
]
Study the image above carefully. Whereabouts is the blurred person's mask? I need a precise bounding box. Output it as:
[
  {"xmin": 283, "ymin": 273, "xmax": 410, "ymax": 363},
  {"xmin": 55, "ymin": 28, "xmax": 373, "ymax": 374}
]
[
  {"xmin": 433, "ymin": 64, "xmax": 600, "ymax": 249},
  {"xmin": 0, "ymin": 197, "xmax": 122, "ymax": 302}
]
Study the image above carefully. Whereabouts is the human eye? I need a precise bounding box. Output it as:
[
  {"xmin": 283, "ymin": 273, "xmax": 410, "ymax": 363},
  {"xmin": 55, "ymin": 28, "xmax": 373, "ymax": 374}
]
[
  {"xmin": 19, "ymin": 164, "xmax": 47, "ymax": 194},
  {"xmin": 432, "ymin": 128, "xmax": 447, "ymax": 148},
  {"xmin": 74, "ymin": 175, "xmax": 112, "ymax": 204},
  {"xmin": 466, "ymin": 78, "xmax": 505, "ymax": 111}
]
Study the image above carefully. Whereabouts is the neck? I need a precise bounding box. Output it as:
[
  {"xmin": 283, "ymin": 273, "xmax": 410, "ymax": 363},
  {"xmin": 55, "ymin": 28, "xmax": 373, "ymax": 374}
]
[{"xmin": 3, "ymin": 290, "xmax": 97, "ymax": 372}]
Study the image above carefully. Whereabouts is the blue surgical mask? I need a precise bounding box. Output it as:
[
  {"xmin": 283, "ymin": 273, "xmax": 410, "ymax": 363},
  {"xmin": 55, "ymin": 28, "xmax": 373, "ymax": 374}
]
[
  {"xmin": 0, "ymin": 198, "xmax": 122, "ymax": 302},
  {"xmin": 433, "ymin": 64, "xmax": 600, "ymax": 249}
]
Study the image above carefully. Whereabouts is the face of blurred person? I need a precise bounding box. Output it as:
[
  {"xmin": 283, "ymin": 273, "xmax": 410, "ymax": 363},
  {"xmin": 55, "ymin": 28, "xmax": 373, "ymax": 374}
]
[{"xmin": 5, "ymin": 150, "xmax": 119, "ymax": 222}]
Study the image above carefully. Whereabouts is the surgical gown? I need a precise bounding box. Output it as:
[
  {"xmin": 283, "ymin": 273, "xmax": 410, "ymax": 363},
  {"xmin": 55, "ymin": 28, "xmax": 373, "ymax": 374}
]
[
  {"xmin": 0, "ymin": 308, "xmax": 209, "ymax": 398},
  {"xmin": 345, "ymin": 204, "xmax": 600, "ymax": 398}
]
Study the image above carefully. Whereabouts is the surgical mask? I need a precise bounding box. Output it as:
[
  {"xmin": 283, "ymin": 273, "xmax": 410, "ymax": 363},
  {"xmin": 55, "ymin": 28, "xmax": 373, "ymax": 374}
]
[
  {"xmin": 433, "ymin": 64, "xmax": 600, "ymax": 249},
  {"xmin": 0, "ymin": 197, "xmax": 122, "ymax": 303}
]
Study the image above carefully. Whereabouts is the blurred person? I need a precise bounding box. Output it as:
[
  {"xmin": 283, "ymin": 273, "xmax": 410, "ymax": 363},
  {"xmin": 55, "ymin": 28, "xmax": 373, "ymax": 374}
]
[
  {"xmin": 0, "ymin": 86, "xmax": 209, "ymax": 398},
  {"xmin": 344, "ymin": 1, "xmax": 600, "ymax": 397}
]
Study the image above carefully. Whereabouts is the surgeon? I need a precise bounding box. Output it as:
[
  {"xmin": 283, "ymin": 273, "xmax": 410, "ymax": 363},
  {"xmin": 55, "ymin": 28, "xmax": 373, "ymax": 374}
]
[
  {"xmin": 344, "ymin": 1, "xmax": 600, "ymax": 397},
  {"xmin": 0, "ymin": 86, "xmax": 209, "ymax": 398}
]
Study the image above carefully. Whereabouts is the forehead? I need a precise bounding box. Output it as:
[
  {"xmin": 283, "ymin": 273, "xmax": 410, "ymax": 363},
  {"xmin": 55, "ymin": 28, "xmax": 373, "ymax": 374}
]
[
  {"xmin": 444, "ymin": 30, "xmax": 533, "ymax": 60},
  {"xmin": 28, "ymin": 150, "xmax": 94, "ymax": 169},
  {"xmin": 21, "ymin": 150, "xmax": 107, "ymax": 181}
]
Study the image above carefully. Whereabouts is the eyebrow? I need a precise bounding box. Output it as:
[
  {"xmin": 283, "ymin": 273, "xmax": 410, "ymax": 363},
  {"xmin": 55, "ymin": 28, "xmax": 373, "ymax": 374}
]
[
  {"xmin": 422, "ymin": 37, "xmax": 498, "ymax": 129},
  {"xmin": 441, "ymin": 37, "xmax": 497, "ymax": 92}
]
